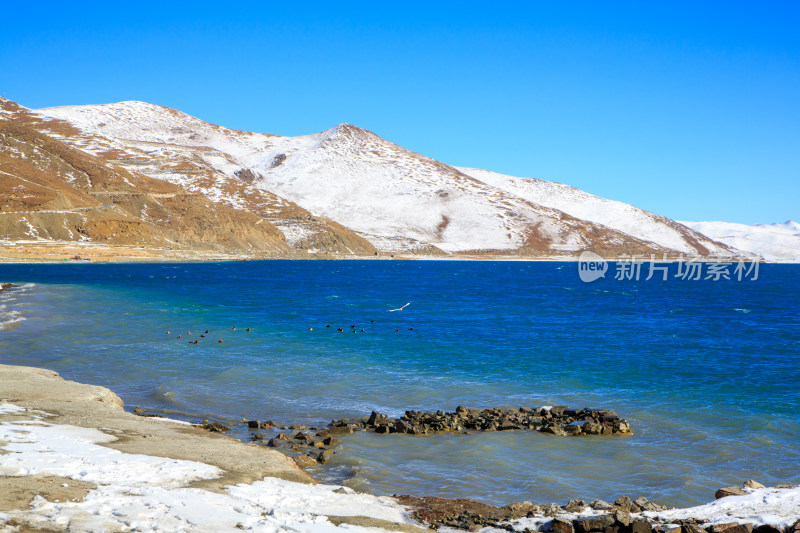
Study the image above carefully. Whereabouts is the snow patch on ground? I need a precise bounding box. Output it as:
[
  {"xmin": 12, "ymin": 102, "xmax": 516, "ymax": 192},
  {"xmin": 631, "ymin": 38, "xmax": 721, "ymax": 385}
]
[
  {"xmin": 643, "ymin": 487, "xmax": 800, "ymax": 529},
  {"xmin": 0, "ymin": 404, "xmax": 413, "ymax": 532},
  {"xmin": 458, "ymin": 167, "xmax": 731, "ymax": 256}
]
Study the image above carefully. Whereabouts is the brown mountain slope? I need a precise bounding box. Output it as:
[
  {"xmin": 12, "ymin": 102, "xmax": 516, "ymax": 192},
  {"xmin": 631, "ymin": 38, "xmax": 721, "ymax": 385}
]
[
  {"xmin": 0, "ymin": 97, "xmax": 378, "ymax": 257},
  {"xmin": 0, "ymin": 120, "xmax": 291, "ymax": 253}
]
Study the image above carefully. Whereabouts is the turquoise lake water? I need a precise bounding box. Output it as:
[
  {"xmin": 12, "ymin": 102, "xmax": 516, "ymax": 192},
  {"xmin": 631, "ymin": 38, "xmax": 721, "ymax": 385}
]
[{"xmin": 0, "ymin": 260, "xmax": 798, "ymax": 507}]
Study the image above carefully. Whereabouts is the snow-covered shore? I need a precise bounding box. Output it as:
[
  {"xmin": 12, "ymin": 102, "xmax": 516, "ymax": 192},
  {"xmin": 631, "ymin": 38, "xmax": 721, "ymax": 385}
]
[{"xmin": 1, "ymin": 364, "xmax": 798, "ymax": 532}]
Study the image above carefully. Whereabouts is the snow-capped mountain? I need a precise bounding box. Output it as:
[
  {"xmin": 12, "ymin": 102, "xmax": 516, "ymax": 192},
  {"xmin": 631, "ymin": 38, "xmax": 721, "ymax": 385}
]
[
  {"xmin": 1, "ymin": 98, "xmax": 743, "ymax": 258},
  {"xmin": 681, "ymin": 220, "xmax": 800, "ymax": 262}
]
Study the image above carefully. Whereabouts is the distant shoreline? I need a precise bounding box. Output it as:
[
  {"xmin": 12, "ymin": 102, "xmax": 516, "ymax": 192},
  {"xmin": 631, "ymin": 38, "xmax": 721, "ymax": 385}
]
[{"xmin": 0, "ymin": 243, "xmax": 790, "ymax": 264}]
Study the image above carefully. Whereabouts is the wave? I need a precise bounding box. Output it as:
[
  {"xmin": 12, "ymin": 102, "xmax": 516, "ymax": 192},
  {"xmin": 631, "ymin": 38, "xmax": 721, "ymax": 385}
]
[{"xmin": 0, "ymin": 310, "xmax": 25, "ymax": 331}]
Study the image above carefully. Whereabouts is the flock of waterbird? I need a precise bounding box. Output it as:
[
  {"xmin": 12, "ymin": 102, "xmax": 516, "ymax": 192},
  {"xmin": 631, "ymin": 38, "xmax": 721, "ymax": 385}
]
[
  {"xmin": 168, "ymin": 302, "xmax": 414, "ymax": 343},
  {"xmin": 167, "ymin": 326, "xmax": 251, "ymax": 344},
  {"xmin": 309, "ymin": 302, "xmax": 415, "ymax": 333}
]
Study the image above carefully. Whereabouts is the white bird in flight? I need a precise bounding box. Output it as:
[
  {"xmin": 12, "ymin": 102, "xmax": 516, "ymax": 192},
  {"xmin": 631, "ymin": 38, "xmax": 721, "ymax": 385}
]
[{"xmin": 388, "ymin": 302, "xmax": 411, "ymax": 312}]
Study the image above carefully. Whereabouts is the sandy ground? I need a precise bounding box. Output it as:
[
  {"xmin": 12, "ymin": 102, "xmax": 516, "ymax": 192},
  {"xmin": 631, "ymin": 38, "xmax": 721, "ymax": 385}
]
[
  {"xmin": 0, "ymin": 364, "xmax": 423, "ymax": 532},
  {"xmin": 0, "ymin": 241, "xmax": 587, "ymax": 263}
]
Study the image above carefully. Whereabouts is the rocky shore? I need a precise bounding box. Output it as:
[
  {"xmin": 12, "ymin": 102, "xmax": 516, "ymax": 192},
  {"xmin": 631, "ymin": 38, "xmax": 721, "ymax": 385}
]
[
  {"xmin": 327, "ymin": 405, "xmax": 633, "ymax": 436},
  {"xmin": 2, "ymin": 365, "xmax": 799, "ymax": 532},
  {"xmin": 397, "ymin": 479, "xmax": 800, "ymax": 532},
  {"xmin": 246, "ymin": 405, "xmax": 632, "ymax": 468}
]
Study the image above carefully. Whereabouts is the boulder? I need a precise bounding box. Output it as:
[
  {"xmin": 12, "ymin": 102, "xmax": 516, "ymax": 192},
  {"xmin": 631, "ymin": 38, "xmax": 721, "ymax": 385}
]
[
  {"xmin": 614, "ymin": 497, "xmax": 641, "ymax": 512},
  {"xmin": 708, "ymin": 523, "xmax": 753, "ymax": 533},
  {"xmin": 631, "ymin": 519, "xmax": 652, "ymax": 533},
  {"xmin": 613, "ymin": 509, "xmax": 631, "ymax": 527},
  {"xmin": 573, "ymin": 514, "xmax": 615, "ymax": 533},
  {"xmin": 293, "ymin": 454, "xmax": 318, "ymax": 468},
  {"xmin": 506, "ymin": 500, "xmax": 536, "ymax": 515},
  {"xmin": 565, "ymin": 424, "xmax": 583, "ymax": 435},
  {"xmin": 565, "ymin": 500, "xmax": 588, "ymax": 512},
  {"xmin": 634, "ymin": 497, "xmax": 663, "ymax": 512},
  {"xmin": 681, "ymin": 525, "xmax": 706, "ymax": 533},
  {"xmin": 590, "ymin": 500, "xmax": 614, "ymax": 511},
  {"xmin": 367, "ymin": 411, "xmax": 388, "ymax": 426},
  {"xmin": 742, "ymin": 480, "xmax": 765, "ymax": 490},
  {"xmin": 752, "ymin": 526, "xmax": 782, "ymax": 533},
  {"xmin": 542, "ymin": 503, "xmax": 562, "ymax": 516},
  {"xmin": 653, "ymin": 527, "xmax": 681, "ymax": 533},
  {"xmin": 316, "ymin": 450, "xmax": 335, "ymax": 464},
  {"xmin": 552, "ymin": 518, "xmax": 574, "ymax": 533},
  {"xmin": 583, "ymin": 421, "xmax": 603, "ymax": 435},
  {"xmin": 715, "ymin": 486, "xmax": 747, "ymax": 499},
  {"xmin": 328, "ymin": 424, "xmax": 355, "ymax": 434},
  {"xmin": 541, "ymin": 424, "xmax": 568, "ymax": 436}
]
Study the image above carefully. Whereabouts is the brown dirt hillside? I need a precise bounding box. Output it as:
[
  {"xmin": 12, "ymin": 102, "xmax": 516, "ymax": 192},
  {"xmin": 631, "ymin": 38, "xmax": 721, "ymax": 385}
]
[
  {"xmin": 0, "ymin": 120, "xmax": 291, "ymax": 253},
  {"xmin": 0, "ymin": 97, "xmax": 377, "ymax": 257}
]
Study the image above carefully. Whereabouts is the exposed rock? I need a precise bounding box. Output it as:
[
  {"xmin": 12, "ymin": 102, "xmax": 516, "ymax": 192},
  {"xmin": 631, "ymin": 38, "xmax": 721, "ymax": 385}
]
[
  {"xmin": 614, "ymin": 496, "xmax": 641, "ymax": 512},
  {"xmin": 292, "ymin": 454, "xmax": 318, "ymax": 468},
  {"xmin": 715, "ymin": 486, "xmax": 747, "ymax": 499},
  {"xmin": 540, "ymin": 424, "xmax": 569, "ymax": 436},
  {"xmin": 200, "ymin": 421, "xmax": 229, "ymax": 433},
  {"xmin": 573, "ymin": 514, "xmax": 615, "ymax": 533},
  {"xmin": 551, "ymin": 517, "xmax": 574, "ymax": 533},
  {"xmin": 367, "ymin": 411, "xmax": 388, "ymax": 426},
  {"xmin": 682, "ymin": 524, "xmax": 707, "ymax": 533},
  {"xmin": 565, "ymin": 499, "xmax": 588, "ymax": 512},
  {"xmin": 590, "ymin": 500, "xmax": 614, "ymax": 511},
  {"xmin": 635, "ymin": 496, "xmax": 664, "ymax": 512},
  {"xmin": 752, "ymin": 526, "xmax": 783, "ymax": 533},
  {"xmin": 247, "ymin": 419, "xmax": 276, "ymax": 430},
  {"xmin": 506, "ymin": 501, "xmax": 536, "ymax": 515},
  {"xmin": 708, "ymin": 523, "xmax": 753, "ymax": 533},
  {"xmin": 631, "ymin": 519, "xmax": 653, "ymax": 533},
  {"xmin": 743, "ymin": 480, "xmax": 766, "ymax": 490},
  {"xmin": 325, "ymin": 405, "xmax": 632, "ymax": 438},
  {"xmin": 316, "ymin": 450, "xmax": 335, "ymax": 464},
  {"xmin": 613, "ymin": 509, "xmax": 632, "ymax": 527}
]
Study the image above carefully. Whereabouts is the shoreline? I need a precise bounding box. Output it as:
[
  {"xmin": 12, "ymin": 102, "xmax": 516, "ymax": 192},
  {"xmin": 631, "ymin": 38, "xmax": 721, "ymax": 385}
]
[
  {"xmin": 1, "ymin": 241, "xmax": 790, "ymax": 264},
  {"xmin": 1, "ymin": 364, "xmax": 798, "ymax": 532}
]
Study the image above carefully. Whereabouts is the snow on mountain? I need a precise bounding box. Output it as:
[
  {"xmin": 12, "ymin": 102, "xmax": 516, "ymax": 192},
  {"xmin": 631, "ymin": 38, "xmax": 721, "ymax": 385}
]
[
  {"xmin": 457, "ymin": 167, "xmax": 732, "ymax": 257},
  {"xmin": 681, "ymin": 220, "xmax": 800, "ymax": 262},
  {"xmin": 4, "ymin": 99, "xmax": 743, "ymax": 257}
]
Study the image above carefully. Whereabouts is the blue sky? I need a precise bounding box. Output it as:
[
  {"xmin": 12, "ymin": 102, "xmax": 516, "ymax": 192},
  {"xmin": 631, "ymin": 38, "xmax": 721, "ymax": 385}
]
[{"xmin": 2, "ymin": 1, "xmax": 798, "ymax": 224}]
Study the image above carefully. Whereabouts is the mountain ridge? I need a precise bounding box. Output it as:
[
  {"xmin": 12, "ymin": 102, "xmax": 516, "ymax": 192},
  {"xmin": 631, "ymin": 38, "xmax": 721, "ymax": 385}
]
[{"xmin": 0, "ymin": 97, "xmax": 761, "ymax": 260}]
